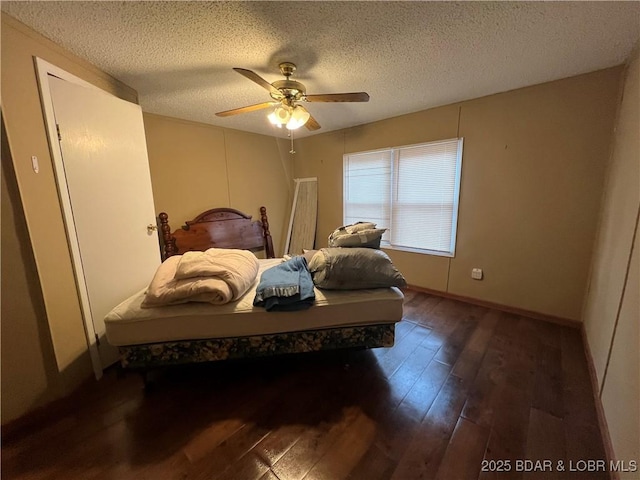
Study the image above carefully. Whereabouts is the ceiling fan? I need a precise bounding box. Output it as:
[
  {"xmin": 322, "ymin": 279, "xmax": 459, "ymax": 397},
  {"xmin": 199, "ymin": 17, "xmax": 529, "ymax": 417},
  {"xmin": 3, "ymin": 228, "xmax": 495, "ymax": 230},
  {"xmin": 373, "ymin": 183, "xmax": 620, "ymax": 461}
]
[{"xmin": 215, "ymin": 62, "xmax": 370, "ymax": 131}]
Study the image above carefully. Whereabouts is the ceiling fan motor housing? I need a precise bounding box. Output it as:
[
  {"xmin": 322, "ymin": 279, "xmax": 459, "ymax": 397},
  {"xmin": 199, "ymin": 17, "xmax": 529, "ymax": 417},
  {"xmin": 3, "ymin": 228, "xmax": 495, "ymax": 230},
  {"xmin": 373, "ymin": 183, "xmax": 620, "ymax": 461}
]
[
  {"xmin": 271, "ymin": 79, "xmax": 306, "ymax": 101},
  {"xmin": 271, "ymin": 62, "xmax": 306, "ymax": 101}
]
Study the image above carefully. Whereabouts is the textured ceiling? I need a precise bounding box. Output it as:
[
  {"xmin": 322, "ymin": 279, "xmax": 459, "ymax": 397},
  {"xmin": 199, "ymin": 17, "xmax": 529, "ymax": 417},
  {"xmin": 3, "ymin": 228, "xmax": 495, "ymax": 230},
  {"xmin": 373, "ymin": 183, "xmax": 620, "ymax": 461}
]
[{"xmin": 3, "ymin": 1, "xmax": 639, "ymax": 138}]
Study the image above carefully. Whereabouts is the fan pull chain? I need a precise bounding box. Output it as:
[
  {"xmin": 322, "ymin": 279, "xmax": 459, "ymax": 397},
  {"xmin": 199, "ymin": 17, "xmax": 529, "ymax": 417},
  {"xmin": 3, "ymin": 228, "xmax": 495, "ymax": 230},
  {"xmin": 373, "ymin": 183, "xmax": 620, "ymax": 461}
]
[{"xmin": 289, "ymin": 129, "xmax": 295, "ymax": 154}]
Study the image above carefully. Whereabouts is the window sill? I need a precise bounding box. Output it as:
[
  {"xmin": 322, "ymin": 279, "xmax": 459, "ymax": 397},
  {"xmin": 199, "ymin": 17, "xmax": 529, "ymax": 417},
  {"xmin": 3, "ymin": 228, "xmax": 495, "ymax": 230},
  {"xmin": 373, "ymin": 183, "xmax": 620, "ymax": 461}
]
[{"xmin": 381, "ymin": 245, "xmax": 455, "ymax": 258}]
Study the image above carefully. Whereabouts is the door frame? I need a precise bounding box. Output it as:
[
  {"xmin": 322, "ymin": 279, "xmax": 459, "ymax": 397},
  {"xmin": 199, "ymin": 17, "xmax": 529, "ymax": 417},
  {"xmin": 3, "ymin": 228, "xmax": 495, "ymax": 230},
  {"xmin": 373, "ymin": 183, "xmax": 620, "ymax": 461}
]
[{"xmin": 35, "ymin": 57, "xmax": 108, "ymax": 379}]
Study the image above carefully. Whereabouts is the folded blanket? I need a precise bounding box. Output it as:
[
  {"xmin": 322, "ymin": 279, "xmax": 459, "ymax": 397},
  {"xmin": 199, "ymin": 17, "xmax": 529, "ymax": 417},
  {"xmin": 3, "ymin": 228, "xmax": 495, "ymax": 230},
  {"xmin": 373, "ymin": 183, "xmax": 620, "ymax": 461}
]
[
  {"xmin": 176, "ymin": 248, "xmax": 260, "ymax": 296},
  {"xmin": 142, "ymin": 248, "xmax": 259, "ymax": 307},
  {"xmin": 253, "ymin": 256, "xmax": 315, "ymax": 312}
]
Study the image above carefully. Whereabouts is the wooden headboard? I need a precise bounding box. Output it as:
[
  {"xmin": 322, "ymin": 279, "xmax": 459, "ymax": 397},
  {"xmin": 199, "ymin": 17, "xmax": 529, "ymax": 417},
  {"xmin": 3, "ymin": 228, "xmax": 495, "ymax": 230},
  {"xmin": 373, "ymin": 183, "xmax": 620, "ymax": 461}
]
[{"xmin": 158, "ymin": 206, "xmax": 275, "ymax": 260}]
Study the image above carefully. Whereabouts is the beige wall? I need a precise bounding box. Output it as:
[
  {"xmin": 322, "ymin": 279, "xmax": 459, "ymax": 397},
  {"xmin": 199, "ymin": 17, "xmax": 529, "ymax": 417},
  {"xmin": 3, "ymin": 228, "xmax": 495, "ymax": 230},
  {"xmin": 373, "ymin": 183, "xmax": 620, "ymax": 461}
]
[
  {"xmin": 143, "ymin": 114, "xmax": 294, "ymax": 256},
  {"xmin": 295, "ymin": 68, "xmax": 622, "ymax": 321},
  {"xmin": 583, "ymin": 48, "xmax": 639, "ymax": 476},
  {"xmin": 1, "ymin": 119, "xmax": 57, "ymax": 423},
  {"xmin": 1, "ymin": 14, "xmax": 139, "ymax": 423}
]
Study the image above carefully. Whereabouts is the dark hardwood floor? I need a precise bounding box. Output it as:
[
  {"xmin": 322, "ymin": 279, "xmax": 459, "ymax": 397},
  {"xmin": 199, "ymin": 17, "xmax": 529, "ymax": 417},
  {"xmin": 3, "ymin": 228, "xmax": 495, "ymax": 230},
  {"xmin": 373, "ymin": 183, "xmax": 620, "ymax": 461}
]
[{"xmin": 2, "ymin": 291, "xmax": 609, "ymax": 480}]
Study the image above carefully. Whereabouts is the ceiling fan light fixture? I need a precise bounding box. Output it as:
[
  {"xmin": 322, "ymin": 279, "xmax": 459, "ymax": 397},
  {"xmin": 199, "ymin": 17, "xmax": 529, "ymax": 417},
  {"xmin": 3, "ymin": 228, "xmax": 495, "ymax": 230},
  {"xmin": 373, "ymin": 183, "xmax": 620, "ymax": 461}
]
[
  {"xmin": 286, "ymin": 106, "xmax": 310, "ymax": 130},
  {"xmin": 268, "ymin": 105, "xmax": 291, "ymax": 126}
]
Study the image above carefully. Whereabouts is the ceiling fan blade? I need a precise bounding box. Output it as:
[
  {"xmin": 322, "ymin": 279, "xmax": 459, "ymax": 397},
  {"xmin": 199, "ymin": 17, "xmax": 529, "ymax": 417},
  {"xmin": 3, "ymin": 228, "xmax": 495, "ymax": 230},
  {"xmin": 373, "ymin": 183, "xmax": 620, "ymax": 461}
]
[
  {"xmin": 304, "ymin": 92, "xmax": 370, "ymax": 103},
  {"xmin": 304, "ymin": 114, "xmax": 321, "ymax": 131},
  {"xmin": 293, "ymin": 105, "xmax": 321, "ymax": 131},
  {"xmin": 233, "ymin": 68, "xmax": 282, "ymax": 97},
  {"xmin": 215, "ymin": 102, "xmax": 275, "ymax": 117}
]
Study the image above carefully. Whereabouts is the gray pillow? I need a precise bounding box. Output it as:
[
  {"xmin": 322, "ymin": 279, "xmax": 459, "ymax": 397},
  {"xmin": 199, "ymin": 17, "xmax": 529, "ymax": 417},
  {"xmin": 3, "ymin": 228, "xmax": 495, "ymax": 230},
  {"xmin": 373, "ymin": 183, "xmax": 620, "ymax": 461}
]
[
  {"xmin": 301, "ymin": 249, "xmax": 319, "ymax": 263},
  {"xmin": 308, "ymin": 247, "xmax": 406, "ymax": 290},
  {"xmin": 328, "ymin": 222, "xmax": 386, "ymax": 248}
]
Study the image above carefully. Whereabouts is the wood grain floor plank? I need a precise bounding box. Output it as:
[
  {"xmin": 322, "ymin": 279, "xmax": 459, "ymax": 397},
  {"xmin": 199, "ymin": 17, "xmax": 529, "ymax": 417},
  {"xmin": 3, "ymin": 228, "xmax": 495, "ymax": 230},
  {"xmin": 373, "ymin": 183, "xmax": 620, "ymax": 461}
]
[
  {"xmin": 391, "ymin": 317, "xmax": 416, "ymax": 342},
  {"xmin": 461, "ymin": 345, "xmax": 507, "ymax": 429},
  {"xmin": 421, "ymin": 300, "xmax": 486, "ymax": 354},
  {"xmin": 301, "ymin": 410, "xmax": 377, "ymax": 480},
  {"xmin": 524, "ymin": 408, "xmax": 566, "ymax": 480},
  {"xmin": 270, "ymin": 406, "xmax": 362, "ymax": 480},
  {"xmin": 434, "ymin": 314, "xmax": 480, "ymax": 366},
  {"xmin": 451, "ymin": 309, "xmax": 501, "ymax": 382},
  {"xmin": 374, "ymin": 359, "xmax": 451, "ymax": 462},
  {"xmin": 373, "ymin": 323, "xmax": 434, "ymax": 378},
  {"xmin": 435, "ymin": 417, "xmax": 491, "ymax": 480},
  {"xmin": 346, "ymin": 443, "xmax": 396, "ymax": 480},
  {"xmin": 187, "ymin": 424, "xmax": 272, "ymax": 480},
  {"xmin": 403, "ymin": 294, "xmax": 443, "ymax": 326},
  {"xmin": 487, "ymin": 318, "xmax": 540, "ymax": 477},
  {"xmin": 268, "ymin": 351, "xmax": 386, "ymax": 480},
  {"xmin": 378, "ymin": 342, "xmax": 440, "ymax": 409},
  {"xmin": 479, "ymin": 384, "xmax": 532, "ymax": 480},
  {"xmin": 560, "ymin": 328, "xmax": 609, "ymax": 480},
  {"xmin": 209, "ymin": 359, "xmax": 363, "ymax": 480},
  {"xmin": 532, "ymin": 319, "xmax": 563, "ymax": 350},
  {"xmin": 215, "ymin": 452, "xmax": 271, "ymax": 480},
  {"xmin": 258, "ymin": 470, "xmax": 283, "ymax": 480},
  {"xmin": 462, "ymin": 312, "xmax": 534, "ymax": 428},
  {"xmin": 252, "ymin": 422, "xmax": 309, "ymax": 469},
  {"xmin": 251, "ymin": 358, "xmax": 365, "ymax": 471},
  {"xmin": 401, "ymin": 288, "xmax": 421, "ymax": 307},
  {"xmin": 182, "ymin": 368, "xmax": 293, "ymax": 464},
  {"xmin": 532, "ymin": 342, "xmax": 564, "ymax": 419},
  {"xmin": 418, "ymin": 298, "xmax": 462, "ymax": 334},
  {"xmin": 390, "ymin": 373, "xmax": 472, "ymax": 480}
]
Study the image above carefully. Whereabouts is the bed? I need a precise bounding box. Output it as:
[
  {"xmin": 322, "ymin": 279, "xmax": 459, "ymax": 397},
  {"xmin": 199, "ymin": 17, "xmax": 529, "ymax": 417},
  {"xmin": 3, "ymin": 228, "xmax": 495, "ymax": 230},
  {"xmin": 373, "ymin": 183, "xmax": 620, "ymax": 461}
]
[{"xmin": 104, "ymin": 206, "xmax": 404, "ymax": 371}]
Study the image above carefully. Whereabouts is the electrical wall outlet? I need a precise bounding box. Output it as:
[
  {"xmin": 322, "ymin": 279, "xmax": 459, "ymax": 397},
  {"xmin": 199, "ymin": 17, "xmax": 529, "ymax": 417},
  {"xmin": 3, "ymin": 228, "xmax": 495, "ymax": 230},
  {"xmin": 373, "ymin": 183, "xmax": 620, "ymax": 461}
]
[{"xmin": 471, "ymin": 268, "xmax": 483, "ymax": 280}]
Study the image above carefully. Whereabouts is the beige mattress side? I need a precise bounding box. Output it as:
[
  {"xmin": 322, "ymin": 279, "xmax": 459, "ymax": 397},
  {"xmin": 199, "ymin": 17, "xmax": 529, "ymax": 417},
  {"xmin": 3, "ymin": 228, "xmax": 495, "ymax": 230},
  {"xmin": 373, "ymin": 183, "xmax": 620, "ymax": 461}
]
[{"xmin": 105, "ymin": 258, "xmax": 404, "ymax": 346}]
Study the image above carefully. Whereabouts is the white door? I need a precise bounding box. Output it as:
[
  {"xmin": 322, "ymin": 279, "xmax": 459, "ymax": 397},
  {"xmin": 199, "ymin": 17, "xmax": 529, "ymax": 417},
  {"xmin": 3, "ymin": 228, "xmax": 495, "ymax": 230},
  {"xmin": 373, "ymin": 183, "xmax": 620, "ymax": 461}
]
[{"xmin": 48, "ymin": 75, "xmax": 161, "ymax": 369}]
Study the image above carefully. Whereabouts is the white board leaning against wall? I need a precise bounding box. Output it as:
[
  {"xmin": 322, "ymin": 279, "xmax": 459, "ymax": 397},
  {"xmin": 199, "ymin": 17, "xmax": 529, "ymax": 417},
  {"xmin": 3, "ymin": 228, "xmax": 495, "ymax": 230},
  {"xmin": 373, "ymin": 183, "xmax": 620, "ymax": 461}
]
[{"xmin": 285, "ymin": 178, "xmax": 318, "ymax": 256}]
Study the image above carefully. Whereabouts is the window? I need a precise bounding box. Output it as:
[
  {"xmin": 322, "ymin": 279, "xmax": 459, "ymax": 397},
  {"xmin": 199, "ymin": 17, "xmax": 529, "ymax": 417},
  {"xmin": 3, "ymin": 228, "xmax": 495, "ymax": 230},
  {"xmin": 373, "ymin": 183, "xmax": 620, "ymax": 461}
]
[{"xmin": 343, "ymin": 138, "xmax": 463, "ymax": 256}]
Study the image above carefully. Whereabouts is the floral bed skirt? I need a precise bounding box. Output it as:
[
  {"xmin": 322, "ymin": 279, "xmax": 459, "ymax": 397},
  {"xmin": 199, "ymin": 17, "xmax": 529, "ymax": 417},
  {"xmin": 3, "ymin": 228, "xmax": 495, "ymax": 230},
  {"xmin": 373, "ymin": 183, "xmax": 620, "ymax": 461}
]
[{"xmin": 119, "ymin": 323, "xmax": 396, "ymax": 369}]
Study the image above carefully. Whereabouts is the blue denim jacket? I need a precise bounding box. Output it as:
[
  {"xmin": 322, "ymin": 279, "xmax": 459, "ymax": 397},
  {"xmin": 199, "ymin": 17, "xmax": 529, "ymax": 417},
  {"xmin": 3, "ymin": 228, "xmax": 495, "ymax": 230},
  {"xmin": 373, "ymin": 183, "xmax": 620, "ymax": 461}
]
[{"xmin": 253, "ymin": 256, "xmax": 315, "ymax": 311}]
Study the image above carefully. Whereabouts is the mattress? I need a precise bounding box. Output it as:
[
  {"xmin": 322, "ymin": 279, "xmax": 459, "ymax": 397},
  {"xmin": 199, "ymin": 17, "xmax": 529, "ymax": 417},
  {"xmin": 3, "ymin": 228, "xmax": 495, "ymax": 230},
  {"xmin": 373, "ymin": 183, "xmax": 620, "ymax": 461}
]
[{"xmin": 104, "ymin": 258, "xmax": 404, "ymax": 346}]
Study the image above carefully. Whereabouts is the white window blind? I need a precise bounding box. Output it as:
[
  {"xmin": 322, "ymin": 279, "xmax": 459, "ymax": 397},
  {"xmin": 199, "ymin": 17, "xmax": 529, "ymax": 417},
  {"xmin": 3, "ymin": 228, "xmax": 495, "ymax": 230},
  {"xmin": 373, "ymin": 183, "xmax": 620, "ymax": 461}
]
[
  {"xmin": 343, "ymin": 138, "xmax": 463, "ymax": 256},
  {"xmin": 343, "ymin": 150, "xmax": 392, "ymax": 241}
]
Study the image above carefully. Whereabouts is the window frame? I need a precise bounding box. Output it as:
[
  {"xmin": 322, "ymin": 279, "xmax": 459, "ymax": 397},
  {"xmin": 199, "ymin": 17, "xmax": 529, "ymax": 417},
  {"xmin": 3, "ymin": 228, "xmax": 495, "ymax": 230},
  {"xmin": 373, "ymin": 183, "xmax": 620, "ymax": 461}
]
[{"xmin": 343, "ymin": 137, "xmax": 464, "ymax": 257}]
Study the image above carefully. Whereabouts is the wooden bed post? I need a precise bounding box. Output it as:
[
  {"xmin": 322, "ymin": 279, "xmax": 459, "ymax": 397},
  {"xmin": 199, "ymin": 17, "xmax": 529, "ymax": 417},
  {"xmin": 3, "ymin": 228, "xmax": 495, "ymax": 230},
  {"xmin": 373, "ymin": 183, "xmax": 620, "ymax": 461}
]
[
  {"xmin": 158, "ymin": 212, "xmax": 176, "ymax": 260},
  {"xmin": 260, "ymin": 206, "xmax": 275, "ymax": 258}
]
